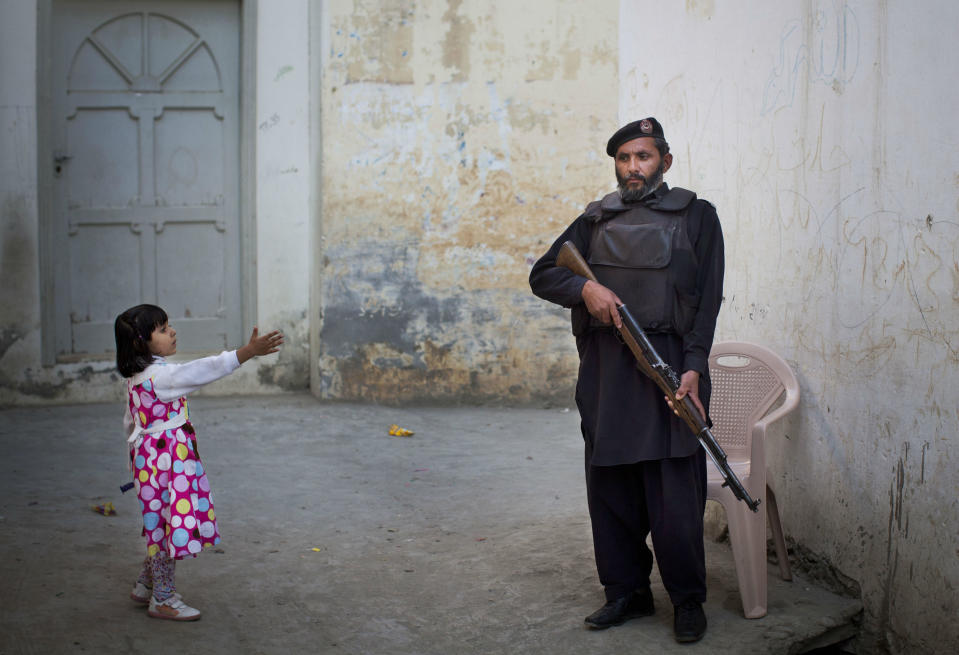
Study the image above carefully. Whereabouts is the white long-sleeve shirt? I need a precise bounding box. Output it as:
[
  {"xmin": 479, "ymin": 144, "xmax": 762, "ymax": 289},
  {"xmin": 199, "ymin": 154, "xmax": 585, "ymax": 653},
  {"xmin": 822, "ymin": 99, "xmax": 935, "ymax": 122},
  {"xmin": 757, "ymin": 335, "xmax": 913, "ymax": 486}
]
[
  {"xmin": 123, "ymin": 351, "xmax": 241, "ymax": 441},
  {"xmin": 132, "ymin": 351, "xmax": 241, "ymax": 402}
]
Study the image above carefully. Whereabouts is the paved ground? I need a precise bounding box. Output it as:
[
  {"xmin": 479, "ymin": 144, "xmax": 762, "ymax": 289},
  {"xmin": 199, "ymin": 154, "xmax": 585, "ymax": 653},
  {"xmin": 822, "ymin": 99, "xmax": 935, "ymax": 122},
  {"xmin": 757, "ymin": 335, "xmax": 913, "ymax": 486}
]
[{"xmin": 0, "ymin": 395, "xmax": 861, "ymax": 655}]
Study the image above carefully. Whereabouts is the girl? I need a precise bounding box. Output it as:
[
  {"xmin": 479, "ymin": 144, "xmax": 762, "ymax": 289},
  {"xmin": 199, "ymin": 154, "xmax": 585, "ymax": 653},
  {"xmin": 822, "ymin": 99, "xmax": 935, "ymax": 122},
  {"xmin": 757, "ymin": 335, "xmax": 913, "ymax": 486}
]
[{"xmin": 115, "ymin": 304, "xmax": 283, "ymax": 621}]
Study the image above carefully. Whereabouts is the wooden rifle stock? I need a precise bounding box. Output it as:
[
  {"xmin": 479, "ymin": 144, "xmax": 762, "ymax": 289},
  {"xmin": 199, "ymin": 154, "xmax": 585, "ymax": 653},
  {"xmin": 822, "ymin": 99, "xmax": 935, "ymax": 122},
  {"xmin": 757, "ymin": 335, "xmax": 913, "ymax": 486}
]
[{"xmin": 556, "ymin": 240, "xmax": 760, "ymax": 512}]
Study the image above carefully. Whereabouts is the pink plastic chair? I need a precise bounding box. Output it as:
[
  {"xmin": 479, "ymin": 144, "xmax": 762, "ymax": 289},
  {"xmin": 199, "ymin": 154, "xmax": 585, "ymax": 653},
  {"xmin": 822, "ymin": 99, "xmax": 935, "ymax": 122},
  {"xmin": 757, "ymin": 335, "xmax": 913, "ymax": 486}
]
[{"xmin": 706, "ymin": 341, "xmax": 800, "ymax": 619}]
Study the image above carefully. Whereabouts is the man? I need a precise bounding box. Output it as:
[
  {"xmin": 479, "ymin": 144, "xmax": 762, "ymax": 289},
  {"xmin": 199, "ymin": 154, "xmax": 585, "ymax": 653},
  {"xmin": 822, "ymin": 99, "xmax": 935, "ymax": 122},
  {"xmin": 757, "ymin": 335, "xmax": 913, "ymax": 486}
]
[{"xmin": 528, "ymin": 117, "xmax": 724, "ymax": 644}]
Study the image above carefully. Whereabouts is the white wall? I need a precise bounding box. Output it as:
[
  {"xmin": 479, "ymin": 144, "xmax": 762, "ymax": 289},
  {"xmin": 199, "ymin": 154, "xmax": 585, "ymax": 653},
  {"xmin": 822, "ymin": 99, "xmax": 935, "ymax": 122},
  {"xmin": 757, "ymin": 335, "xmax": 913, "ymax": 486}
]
[
  {"xmin": 246, "ymin": 0, "xmax": 313, "ymax": 390},
  {"xmin": 620, "ymin": 1, "xmax": 958, "ymax": 652}
]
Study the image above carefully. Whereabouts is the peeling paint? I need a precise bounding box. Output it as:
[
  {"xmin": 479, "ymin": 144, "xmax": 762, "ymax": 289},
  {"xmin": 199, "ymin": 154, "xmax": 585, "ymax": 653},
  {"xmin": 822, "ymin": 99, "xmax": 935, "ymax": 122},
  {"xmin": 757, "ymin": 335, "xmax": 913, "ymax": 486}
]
[
  {"xmin": 318, "ymin": 0, "xmax": 616, "ymax": 405},
  {"xmin": 685, "ymin": 0, "xmax": 716, "ymax": 21},
  {"xmin": 333, "ymin": 2, "xmax": 415, "ymax": 84},
  {"xmin": 441, "ymin": 0, "xmax": 474, "ymax": 82}
]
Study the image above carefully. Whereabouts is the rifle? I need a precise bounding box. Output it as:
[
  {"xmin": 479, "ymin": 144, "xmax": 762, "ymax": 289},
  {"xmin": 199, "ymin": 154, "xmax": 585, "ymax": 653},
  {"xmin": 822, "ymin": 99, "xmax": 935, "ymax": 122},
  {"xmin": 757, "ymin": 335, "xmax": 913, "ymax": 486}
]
[{"xmin": 556, "ymin": 240, "xmax": 760, "ymax": 512}]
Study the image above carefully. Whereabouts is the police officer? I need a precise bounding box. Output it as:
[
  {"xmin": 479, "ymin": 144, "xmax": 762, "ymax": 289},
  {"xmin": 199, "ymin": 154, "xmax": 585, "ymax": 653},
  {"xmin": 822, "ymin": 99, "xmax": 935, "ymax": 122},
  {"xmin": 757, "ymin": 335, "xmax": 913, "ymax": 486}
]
[{"xmin": 529, "ymin": 117, "xmax": 724, "ymax": 644}]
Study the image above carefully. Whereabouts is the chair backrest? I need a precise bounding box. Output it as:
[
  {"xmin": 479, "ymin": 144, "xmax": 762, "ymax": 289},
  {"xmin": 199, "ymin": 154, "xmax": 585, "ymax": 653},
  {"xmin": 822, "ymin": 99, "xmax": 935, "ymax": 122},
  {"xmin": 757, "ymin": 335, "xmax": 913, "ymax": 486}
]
[{"xmin": 707, "ymin": 341, "xmax": 800, "ymax": 461}]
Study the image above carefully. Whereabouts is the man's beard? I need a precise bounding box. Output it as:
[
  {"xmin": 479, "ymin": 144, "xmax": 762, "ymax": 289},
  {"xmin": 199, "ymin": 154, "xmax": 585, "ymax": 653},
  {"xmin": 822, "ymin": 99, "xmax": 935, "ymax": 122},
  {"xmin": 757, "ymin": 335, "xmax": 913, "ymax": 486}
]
[{"xmin": 617, "ymin": 160, "xmax": 665, "ymax": 203}]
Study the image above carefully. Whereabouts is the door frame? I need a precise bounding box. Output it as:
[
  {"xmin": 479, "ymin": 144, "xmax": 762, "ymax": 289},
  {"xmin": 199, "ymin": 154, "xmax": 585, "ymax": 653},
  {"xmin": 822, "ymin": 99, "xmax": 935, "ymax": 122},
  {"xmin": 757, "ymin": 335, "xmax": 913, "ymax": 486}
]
[{"xmin": 36, "ymin": 0, "xmax": 258, "ymax": 365}]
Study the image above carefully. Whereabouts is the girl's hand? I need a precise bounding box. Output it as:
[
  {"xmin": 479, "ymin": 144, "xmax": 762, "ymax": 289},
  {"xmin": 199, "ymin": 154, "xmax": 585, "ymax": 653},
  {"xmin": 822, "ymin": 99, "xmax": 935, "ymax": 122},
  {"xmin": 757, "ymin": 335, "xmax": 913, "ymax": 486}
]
[{"xmin": 237, "ymin": 327, "xmax": 284, "ymax": 364}]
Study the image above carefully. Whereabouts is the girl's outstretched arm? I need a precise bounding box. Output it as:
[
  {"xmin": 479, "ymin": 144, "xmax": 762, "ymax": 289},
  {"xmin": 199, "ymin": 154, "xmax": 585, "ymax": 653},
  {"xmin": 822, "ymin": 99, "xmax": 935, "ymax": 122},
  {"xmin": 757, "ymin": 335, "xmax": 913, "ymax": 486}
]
[
  {"xmin": 145, "ymin": 328, "xmax": 283, "ymax": 402},
  {"xmin": 236, "ymin": 327, "xmax": 284, "ymax": 364},
  {"xmin": 148, "ymin": 351, "xmax": 242, "ymax": 402}
]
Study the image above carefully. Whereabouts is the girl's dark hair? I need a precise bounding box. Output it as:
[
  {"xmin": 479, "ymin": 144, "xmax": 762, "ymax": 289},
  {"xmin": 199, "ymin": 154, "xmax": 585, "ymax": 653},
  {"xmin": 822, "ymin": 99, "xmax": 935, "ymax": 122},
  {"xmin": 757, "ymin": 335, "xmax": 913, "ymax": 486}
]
[{"xmin": 114, "ymin": 304, "xmax": 168, "ymax": 377}]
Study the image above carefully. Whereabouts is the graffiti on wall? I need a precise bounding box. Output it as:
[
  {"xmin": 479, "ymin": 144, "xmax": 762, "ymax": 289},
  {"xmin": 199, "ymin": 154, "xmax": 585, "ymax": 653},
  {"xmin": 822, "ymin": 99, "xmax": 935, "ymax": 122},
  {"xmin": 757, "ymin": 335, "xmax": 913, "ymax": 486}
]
[{"xmin": 762, "ymin": 1, "xmax": 860, "ymax": 116}]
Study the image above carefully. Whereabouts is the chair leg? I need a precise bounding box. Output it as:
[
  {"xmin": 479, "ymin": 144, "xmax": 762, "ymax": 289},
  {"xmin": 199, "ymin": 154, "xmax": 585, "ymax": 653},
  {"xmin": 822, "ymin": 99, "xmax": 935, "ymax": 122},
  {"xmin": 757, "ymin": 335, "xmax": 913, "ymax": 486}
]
[
  {"xmin": 724, "ymin": 497, "xmax": 768, "ymax": 619},
  {"xmin": 765, "ymin": 484, "xmax": 792, "ymax": 581}
]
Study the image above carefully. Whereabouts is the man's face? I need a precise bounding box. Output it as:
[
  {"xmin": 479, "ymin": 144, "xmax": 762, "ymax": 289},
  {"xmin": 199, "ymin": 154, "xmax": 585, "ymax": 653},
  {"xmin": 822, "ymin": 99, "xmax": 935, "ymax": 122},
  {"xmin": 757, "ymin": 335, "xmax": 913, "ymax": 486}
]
[{"xmin": 614, "ymin": 137, "xmax": 672, "ymax": 202}]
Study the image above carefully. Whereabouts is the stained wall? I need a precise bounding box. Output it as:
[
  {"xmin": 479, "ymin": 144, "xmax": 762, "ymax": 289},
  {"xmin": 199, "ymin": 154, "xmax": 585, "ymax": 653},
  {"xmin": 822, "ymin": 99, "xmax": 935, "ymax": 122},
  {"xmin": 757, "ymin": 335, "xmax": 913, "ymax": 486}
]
[
  {"xmin": 619, "ymin": 1, "xmax": 958, "ymax": 652},
  {"xmin": 315, "ymin": 0, "xmax": 617, "ymax": 403}
]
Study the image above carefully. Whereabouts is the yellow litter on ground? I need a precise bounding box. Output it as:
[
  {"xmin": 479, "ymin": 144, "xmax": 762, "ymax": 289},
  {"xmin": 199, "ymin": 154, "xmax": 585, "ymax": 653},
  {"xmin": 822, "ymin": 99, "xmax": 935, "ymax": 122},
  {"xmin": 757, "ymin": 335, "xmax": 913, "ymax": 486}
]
[{"xmin": 388, "ymin": 424, "xmax": 414, "ymax": 437}]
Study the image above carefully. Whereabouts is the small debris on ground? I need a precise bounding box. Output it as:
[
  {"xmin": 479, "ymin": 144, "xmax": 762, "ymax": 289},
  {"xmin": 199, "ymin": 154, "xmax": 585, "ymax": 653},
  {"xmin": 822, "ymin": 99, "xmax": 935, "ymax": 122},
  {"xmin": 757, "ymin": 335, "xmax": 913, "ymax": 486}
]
[{"xmin": 388, "ymin": 424, "xmax": 414, "ymax": 437}]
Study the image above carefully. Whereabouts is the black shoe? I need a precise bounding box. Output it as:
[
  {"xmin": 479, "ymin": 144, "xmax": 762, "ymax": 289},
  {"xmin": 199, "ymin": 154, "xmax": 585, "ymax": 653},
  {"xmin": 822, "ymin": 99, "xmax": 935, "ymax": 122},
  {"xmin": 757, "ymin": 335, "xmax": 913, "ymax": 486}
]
[
  {"xmin": 673, "ymin": 600, "xmax": 707, "ymax": 643},
  {"xmin": 584, "ymin": 588, "xmax": 655, "ymax": 629}
]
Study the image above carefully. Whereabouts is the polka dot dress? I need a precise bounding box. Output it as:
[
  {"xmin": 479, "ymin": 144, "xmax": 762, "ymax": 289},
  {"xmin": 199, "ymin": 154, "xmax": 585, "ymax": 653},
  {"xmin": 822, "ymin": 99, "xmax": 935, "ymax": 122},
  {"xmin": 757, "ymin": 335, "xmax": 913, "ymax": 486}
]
[{"xmin": 128, "ymin": 377, "xmax": 220, "ymax": 559}]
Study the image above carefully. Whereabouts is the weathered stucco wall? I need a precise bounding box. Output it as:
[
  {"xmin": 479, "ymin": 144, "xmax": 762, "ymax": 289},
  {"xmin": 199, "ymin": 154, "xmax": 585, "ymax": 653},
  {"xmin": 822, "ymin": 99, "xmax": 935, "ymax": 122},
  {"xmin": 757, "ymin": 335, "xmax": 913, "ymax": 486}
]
[
  {"xmin": 0, "ymin": 2, "xmax": 41, "ymax": 399},
  {"xmin": 620, "ymin": 1, "xmax": 958, "ymax": 652},
  {"xmin": 0, "ymin": 1, "xmax": 312, "ymax": 404},
  {"xmin": 316, "ymin": 0, "xmax": 618, "ymax": 403}
]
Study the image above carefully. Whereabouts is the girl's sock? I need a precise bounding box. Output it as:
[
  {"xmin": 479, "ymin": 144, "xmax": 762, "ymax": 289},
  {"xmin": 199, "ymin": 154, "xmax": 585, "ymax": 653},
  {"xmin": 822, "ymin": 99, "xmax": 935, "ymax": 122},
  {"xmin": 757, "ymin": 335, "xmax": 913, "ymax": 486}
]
[{"xmin": 149, "ymin": 551, "xmax": 177, "ymax": 602}]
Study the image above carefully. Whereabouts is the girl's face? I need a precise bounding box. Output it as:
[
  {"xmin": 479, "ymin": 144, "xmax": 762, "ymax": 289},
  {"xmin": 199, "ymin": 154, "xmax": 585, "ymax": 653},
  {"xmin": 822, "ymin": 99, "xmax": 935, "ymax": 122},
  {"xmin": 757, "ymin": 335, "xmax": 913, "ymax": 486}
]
[{"xmin": 147, "ymin": 322, "xmax": 177, "ymax": 357}]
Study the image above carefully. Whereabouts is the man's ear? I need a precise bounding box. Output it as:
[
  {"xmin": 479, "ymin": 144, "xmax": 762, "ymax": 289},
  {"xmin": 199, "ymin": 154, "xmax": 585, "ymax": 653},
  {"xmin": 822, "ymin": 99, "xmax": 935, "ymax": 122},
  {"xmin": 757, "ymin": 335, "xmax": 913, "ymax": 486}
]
[{"xmin": 663, "ymin": 152, "xmax": 673, "ymax": 173}]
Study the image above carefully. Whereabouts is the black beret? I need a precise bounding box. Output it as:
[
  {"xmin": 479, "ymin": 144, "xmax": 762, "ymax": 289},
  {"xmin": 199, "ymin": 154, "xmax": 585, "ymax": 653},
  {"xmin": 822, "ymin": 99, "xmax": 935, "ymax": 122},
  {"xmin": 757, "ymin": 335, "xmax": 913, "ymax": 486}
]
[{"xmin": 606, "ymin": 117, "xmax": 665, "ymax": 157}]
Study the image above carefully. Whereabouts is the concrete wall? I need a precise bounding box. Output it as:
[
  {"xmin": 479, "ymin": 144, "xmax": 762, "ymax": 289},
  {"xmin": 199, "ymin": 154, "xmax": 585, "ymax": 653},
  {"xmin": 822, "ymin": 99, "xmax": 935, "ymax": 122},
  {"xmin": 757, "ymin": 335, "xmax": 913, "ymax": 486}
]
[
  {"xmin": 0, "ymin": 0, "xmax": 312, "ymax": 404},
  {"xmin": 618, "ymin": 1, "xmax": 958, "ymax": 652},
  {"xmin": 252, "ymin": 0, "xmax": 313, "ymax": 390},
  {"xmin": 0, "ymin": 1, "xmax": 41, "ymax": 400},
  {"xmin": 315, "ymin": 0, "xmax": 617, "ymax": 403}
]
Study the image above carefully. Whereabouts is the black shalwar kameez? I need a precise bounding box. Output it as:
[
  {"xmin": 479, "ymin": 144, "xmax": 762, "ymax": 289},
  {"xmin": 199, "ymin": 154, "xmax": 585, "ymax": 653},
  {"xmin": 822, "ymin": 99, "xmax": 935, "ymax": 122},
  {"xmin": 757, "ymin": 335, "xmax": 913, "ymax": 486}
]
[{"xmin": 529, "ymin": 182, "xmax": 725, "ymax": 606}]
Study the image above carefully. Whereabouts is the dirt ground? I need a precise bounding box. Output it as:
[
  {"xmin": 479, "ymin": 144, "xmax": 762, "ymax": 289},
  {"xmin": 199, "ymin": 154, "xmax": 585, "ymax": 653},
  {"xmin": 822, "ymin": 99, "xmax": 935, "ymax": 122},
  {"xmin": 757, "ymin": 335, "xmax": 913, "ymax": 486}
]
[{"xmin": 0, "ymin": 395, "xmax": 860, "ymax": 654}]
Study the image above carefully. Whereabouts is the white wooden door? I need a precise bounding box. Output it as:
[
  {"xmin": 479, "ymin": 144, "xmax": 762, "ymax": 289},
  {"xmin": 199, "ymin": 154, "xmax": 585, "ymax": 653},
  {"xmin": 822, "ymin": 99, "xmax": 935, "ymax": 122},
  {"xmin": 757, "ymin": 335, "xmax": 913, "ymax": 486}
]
[{"xmin": 51, "ymin": 0, "xmax": 241, "ymax": 357}]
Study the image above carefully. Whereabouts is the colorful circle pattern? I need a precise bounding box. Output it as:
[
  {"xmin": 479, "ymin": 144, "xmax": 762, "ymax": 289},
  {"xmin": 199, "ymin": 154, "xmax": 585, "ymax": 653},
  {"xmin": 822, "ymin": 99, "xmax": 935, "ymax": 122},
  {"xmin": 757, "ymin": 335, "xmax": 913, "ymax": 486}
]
[{"xmin": 129, "ymin": 381, "xmax": 219, "ymax": 559}]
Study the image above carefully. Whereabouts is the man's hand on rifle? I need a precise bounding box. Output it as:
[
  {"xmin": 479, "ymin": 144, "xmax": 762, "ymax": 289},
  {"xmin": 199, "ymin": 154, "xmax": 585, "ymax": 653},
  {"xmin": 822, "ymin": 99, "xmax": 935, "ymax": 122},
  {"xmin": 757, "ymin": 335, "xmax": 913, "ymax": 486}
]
[
  {"xmin": 581, "ymin": 280, "xmax": 623, "ymax": 328},
  {"xmin": 667, "ymin": 370, "xmax": 706, "ymax": 420}
]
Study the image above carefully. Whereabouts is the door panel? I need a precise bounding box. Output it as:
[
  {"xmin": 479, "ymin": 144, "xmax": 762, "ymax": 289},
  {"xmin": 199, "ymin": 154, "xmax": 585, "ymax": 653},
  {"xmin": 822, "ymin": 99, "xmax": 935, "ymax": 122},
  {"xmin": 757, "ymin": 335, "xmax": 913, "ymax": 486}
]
[
  {"xmin": 157, "ymin": 222, "xmax": 226, "ymax": 317},
  {"xmin": 69, "ymin": 224, "xmax": 141, "ymax": 326},
  {"xmin": 66, "ymin": 109, "xmax": 139, "ymax": 208},
  {"xmin": 154, "ymin": 109, "xmax": 225, "ymax": 205},
  {"xmin": 51, "ymin": 1, "xmax": 240, "ymax": 357}
]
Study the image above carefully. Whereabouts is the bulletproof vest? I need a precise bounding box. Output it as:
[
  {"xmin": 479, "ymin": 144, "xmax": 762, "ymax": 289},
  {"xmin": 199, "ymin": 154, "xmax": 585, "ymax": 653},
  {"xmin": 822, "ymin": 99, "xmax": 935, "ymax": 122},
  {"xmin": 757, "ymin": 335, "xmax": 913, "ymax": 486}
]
[{"xmin": 586, "ymin": 187, "xmax": 700, "ymax": 334}]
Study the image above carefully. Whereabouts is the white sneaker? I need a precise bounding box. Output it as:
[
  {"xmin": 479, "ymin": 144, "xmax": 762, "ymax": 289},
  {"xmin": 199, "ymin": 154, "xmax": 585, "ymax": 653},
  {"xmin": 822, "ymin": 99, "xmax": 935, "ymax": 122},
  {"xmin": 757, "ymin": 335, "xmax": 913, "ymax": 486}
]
[
  {"xmin": 130, "ymin": 582, "xmax": 152, "ymax": 604},
  {"xmin": 148, "ymin": 594, "xmax": 202, "ymax": 621}
]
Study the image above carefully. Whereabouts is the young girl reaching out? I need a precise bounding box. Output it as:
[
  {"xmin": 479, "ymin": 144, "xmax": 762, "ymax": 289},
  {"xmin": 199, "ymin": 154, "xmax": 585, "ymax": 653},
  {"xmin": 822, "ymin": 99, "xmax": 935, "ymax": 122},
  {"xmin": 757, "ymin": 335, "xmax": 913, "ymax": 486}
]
[{"xmin": 115, "ymin": 304, "xmax": 283, "ymax": 621}]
